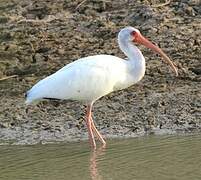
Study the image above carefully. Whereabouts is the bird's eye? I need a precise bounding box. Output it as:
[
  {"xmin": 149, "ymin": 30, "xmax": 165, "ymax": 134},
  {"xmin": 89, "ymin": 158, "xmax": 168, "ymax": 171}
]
[{"xmin": 131, "ymin": 31, "xmax": 136, "ymax": 36}]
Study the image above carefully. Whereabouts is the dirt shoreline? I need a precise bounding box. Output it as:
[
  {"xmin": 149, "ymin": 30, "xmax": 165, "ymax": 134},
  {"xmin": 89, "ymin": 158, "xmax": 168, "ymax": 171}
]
[{"xmin": 0, "ymin": 0, "xmax": 200, "ymax": 145}]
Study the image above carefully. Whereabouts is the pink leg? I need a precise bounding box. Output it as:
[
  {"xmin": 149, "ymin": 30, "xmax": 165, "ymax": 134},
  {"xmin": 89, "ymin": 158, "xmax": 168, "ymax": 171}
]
[
  {"xmin": 90, "ymin": 117, "xmax": 106, "ymax": 146},
  {"xmin": 86, "ymin": 105, "xmax": 96, "ymax": 149}
]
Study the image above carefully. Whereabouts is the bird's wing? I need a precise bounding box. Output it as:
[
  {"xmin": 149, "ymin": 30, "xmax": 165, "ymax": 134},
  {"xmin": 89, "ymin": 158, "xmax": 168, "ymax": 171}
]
[{"xmin": 27, "ymin": 55, "xmax": 129, "ymax": 103}]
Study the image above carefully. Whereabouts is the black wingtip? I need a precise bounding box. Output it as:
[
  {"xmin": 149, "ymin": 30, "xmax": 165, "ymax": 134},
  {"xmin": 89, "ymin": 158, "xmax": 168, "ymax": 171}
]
[
  {"xmin": 43, "ymin": 97, "xmax": 60, "ymax": 101},
  {"xmin": 25, "ymin": 91, "xmax": 29, "ymax": 98}
]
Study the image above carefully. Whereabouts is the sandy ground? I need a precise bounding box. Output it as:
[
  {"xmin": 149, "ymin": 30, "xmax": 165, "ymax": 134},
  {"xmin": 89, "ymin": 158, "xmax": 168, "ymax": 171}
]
[{"xmin": 0, "ymin": 0, "xmax": 200, "ymax": 145}]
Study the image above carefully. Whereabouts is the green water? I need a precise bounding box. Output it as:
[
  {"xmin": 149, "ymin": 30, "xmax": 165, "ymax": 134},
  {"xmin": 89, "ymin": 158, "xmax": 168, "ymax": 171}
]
[{"xmin": 0, "ymin": 134, "xmax": 201, "ymax": 180}]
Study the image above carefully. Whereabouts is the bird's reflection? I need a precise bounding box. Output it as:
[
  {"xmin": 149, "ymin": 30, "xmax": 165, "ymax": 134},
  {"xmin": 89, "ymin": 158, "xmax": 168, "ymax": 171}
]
[{"xmin": 89, "ymin": 145, "xmax": 106, "ymax": 180}]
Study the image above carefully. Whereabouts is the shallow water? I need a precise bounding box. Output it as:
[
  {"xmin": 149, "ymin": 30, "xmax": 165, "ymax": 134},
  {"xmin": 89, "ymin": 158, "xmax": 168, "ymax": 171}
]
[{"xmin": 0, "ymin": 134, "xmax": 201, "ymax": 180}]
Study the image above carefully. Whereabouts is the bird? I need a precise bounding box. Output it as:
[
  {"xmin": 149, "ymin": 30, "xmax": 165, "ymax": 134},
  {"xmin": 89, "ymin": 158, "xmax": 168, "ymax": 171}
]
[{"xmin": 25, "ymin": 27, "xmax": 178, "ymax": 149}]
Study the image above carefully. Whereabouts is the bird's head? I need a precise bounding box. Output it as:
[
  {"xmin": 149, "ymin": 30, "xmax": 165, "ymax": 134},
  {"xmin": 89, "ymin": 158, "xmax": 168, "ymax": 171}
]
[
  {"xmin": 118, "ymin": 27, "xmax": 178, "ymax": 76},
  {"xmin": 118, "ymin": 27, "xmax": 140, "ymax": 42}
]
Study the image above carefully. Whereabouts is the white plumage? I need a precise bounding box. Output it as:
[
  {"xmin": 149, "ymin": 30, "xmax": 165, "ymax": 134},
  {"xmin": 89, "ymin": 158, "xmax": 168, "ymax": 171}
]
[
  {"xmin": 26, "ymin": 54, "xmax": 145, "ymax": 104},
  {"xmin": 25, "ymin": 27, "xmax": 177, "ymax": 148}
]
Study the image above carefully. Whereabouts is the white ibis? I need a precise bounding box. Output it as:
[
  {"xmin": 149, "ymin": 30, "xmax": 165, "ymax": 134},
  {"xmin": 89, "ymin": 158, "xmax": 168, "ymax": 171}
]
[{"xmin": 25, "ymin": 27, "xmax": 178, "ymax": 149}]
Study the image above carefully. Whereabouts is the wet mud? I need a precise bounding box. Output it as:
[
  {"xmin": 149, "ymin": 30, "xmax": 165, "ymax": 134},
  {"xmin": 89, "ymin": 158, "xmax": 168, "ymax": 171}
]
[{"xmin": 0, "ymin": 0, "xmax": 200, "ymax": 144}]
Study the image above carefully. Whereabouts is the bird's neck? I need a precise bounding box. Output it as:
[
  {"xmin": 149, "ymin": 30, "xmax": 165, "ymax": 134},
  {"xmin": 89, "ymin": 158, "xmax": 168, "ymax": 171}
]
[
  {"xmin": 119, "ymin": 39, "xmax": 143, "ymax": 62},
  {"xmin": 119, "ymin": 40, "xmax": 146, "ymax": 82}
]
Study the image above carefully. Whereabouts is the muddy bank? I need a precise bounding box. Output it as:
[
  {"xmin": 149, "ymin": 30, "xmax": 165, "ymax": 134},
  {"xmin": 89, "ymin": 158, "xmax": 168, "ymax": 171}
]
[{"xmin": 0, "ymin": 0, "xmax": 200, "ymax": 145}]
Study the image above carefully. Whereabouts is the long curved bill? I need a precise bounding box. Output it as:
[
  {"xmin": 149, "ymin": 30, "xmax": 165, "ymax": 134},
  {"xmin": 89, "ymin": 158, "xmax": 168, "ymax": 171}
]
[{"xmin": 134, "ymin": 32, "xmax": 178, "ymax": 76}]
